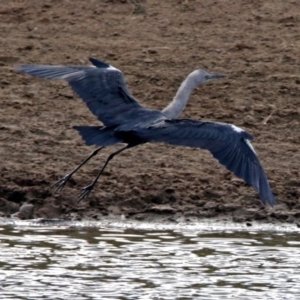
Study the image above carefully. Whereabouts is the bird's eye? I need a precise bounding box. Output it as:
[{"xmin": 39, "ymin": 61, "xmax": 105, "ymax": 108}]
[{"xmin": 205, "ymin": 75, "xmax": 210, "ymax": 80}]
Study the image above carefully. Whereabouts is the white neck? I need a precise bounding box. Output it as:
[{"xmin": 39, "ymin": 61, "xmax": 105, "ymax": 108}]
[{"xmin": 162, "ymin": 71, "xmax": 200, "ymax": 119}]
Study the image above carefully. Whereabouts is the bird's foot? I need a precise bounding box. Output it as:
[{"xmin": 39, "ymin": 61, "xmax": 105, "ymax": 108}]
[
  {"xmin": 77, "ymin": 184, "xmax": 94, "ymax": 203},
  {"xmin": 51, "ymin": 174, "xmax": 72, "ymax": 194}
]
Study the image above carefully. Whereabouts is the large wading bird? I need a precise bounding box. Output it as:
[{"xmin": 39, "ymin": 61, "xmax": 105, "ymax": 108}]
[{"xmin": 16, "ymin": 57, "xmax": 276, "ymax": 206}]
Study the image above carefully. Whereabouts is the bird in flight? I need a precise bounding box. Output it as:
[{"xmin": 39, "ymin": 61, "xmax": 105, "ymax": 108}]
[{"xmin": 16, "ymin": 57, "xmax": 276, "ymax": 206}]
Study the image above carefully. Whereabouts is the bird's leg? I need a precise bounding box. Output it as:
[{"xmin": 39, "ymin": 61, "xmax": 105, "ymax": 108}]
[
  {"xmin": 78, "ymin": 145, "xmax": 129, "ymax": 202},
  {"xmin": 52, "ymin": 146, "xmax": 104, "ymax": 194}
]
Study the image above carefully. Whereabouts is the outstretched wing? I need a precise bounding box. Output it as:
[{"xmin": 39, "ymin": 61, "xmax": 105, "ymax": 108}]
[
  {"xmin": 132, "ymin": 119, "xmax": 276, "ymax": 206},
  {"xmin": 16, "ymin": 57, "xmax": 143, "ymax": 126}
]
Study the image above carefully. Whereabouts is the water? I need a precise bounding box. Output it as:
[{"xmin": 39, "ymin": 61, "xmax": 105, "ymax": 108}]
[{"xmin": 0, "ymin": 220, "xmax": 299, "ymax": 299}]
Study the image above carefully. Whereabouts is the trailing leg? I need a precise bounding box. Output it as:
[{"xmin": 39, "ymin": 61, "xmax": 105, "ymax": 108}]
[{"xmin": 52, "ymin": 146, "xmax": 104, "ymax": 194}]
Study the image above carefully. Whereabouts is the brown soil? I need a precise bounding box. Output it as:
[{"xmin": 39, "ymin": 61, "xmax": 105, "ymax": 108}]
[{"xmin": 0, "ymin": 0, "xmax": 299, "ymax": 224}]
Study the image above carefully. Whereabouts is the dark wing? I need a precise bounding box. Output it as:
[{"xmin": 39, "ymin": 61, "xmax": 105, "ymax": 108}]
[
  {"xmin": 16, "ymin": 58, "xmax": 143, "ymax": 126},
  {"xmin": 132, "ymin": 119, "xmax": 276, "ymax": 206}
]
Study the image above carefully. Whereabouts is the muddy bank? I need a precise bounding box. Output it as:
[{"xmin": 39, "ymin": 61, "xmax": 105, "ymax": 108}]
[{"xmin": 0, "ymin": 0, "xmax": 299, "ymax": 224}]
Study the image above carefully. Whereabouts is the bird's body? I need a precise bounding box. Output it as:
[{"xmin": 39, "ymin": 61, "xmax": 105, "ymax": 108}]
[{"xmin": 16, "ymin": 57, "xmax": 276, "ymax": 206}]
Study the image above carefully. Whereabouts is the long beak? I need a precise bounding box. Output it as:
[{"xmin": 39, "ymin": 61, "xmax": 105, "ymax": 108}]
[{"xmin": 209, "ymin": 74, "xmax": 226, "ymax": 80}]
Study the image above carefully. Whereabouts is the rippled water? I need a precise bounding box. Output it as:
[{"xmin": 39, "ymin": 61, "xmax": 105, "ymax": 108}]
[{"xmin": 0, "ymin": 221, "xmax": 300, "ymax": 299}]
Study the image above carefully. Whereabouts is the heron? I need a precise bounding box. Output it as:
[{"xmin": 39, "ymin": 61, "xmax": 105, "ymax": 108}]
[{"xmin": 16, "ymin": 57, "xmax": 276, "ymax": 206}]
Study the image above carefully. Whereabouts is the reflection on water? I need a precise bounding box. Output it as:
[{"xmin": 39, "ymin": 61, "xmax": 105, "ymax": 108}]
[{"xmin": 0, "ymin": 223, "xmax": 299, "ymax": 299}]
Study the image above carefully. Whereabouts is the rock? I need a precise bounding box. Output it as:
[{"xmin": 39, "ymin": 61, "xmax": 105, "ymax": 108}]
[{"xmin": 12, "ymin": 203, "xmax": 34, "ymax": 220}]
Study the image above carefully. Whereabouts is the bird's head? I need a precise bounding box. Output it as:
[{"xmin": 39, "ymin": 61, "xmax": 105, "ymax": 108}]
[{"xmin": 190, "ymin": 69, "xmax": 226, "ymax": 86}]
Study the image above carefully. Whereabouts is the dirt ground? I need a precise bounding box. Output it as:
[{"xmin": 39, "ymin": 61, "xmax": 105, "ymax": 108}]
[{"xmin": 0, "ymin": 0, "xmax": 299, "ymax": 224}]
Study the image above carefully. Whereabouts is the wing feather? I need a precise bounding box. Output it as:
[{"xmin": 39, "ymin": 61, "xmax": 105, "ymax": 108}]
[
  {"xmin": 132, "ymin": 119, "xmax": 276, "ymax": 206},
  {"xmin": 16, "ymin": 58, "xmax": 143, "ymax": 126}
]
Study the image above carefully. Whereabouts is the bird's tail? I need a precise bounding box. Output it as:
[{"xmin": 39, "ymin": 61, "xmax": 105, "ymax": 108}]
[{"xmin": 74, "ymin": 126, "xmax": 123, "ymax": 146}]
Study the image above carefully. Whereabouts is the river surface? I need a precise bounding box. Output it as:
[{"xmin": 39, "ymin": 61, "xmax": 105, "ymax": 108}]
[{"xmin": 0, "ymin": 219, "xmax": 299, "ymax": 299}]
